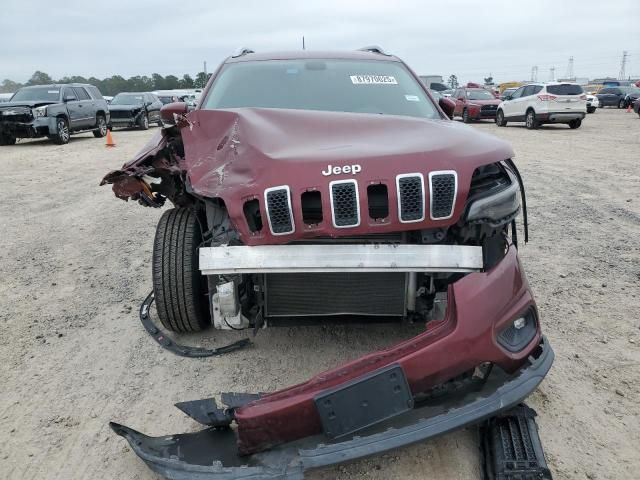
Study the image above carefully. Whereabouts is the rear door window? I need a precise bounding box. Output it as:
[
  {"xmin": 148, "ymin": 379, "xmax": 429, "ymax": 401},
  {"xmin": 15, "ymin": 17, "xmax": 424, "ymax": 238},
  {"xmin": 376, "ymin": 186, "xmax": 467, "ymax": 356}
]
[
  {"xmin": 522, "ymin": 86, "xmax": 536, "ymax": 97},
  {"xmin": 73, "ymin": 87, "xmax": 91, "ymax": 100},
  {"xmin": 546, "ymin": 84, "xmax": 583, "ymax": 95}
]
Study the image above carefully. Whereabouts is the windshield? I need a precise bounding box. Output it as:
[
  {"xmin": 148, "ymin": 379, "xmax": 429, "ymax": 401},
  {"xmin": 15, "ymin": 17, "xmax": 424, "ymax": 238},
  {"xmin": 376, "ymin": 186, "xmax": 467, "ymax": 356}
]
[
  {"xmin": 466, "ymin": 89, "xmax": 495, "ymax": 100},
  {"xmin": 11, "ymin": 87, "xmax": 61, "ymax": 102},
  {"xmin": 203, "ymin": 59, "xmax": 440, "ymax": 119},
  {"xmin": 620, "ymin": 86, "xmax": 640, "ymax": 94},
  {"xmin": 111, "ymin": 94, "xmax": 145, "ymax": 105}
]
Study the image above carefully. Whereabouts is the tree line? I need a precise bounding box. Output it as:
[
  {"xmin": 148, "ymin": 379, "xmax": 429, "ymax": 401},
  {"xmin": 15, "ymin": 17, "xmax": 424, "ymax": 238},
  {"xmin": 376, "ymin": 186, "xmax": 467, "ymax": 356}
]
[{"xmin": 0, "ymin": 70, "xmax": 214, "ymax": 96}]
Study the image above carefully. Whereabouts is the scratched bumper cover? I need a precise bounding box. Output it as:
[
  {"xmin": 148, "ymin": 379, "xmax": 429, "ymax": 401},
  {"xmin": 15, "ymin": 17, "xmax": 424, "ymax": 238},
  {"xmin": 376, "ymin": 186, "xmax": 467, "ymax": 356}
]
[{"xmin": 110, "ymin": 337, "xmax": 553, "ymax": 480}]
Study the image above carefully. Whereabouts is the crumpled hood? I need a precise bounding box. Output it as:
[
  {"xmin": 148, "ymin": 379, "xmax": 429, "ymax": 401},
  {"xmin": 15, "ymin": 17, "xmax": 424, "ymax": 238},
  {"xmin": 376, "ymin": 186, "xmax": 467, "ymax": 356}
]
[
  {"xmin": 0, "ymin": 101, "xmax": 56, "ymax": 109},
  {"xmin": 109, "ymin": 107, "xmax": 514, "ymax": 244},
  {"xmin": 181, "ymin": 108, "xmax": 512, "ymax": 197}
]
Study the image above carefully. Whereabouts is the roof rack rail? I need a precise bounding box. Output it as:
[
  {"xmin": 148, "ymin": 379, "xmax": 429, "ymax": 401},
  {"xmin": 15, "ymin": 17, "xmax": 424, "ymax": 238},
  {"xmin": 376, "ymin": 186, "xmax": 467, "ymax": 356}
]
[
  {"xmin": 232, "ymin": 47, "xmax": 255, "ymax": 58},
  {"xmin": 357, "ymin": 45, "xmax": 390, "ymax": 56}
]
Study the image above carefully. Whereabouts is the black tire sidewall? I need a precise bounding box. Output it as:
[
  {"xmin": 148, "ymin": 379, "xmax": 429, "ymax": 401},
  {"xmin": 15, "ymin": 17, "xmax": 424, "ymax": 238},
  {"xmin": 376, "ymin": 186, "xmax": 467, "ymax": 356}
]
[
  {"xmin": 93, "ymin": 115, "xmax": 107, "ymax": 137},
  {"xmin": 152, "ymin": 208, "xmax": 210, "ymax": 332},
  {"xmin": 53, "ymin": 118, "xmax": 69, "ymax": 144}
]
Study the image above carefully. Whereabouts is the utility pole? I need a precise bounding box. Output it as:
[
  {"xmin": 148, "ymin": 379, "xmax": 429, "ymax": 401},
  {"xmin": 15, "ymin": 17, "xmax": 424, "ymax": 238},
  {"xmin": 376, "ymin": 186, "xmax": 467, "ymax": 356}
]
[
  {"xmin": 618, "ymin": 51, "xmax": 628, "ymax": 80},
  {"xmin": 531, "ymin": 66, "xmax": 538, "ymax": 82},
  {"xmin": 302, "ymin": 36, "xmax": 306, "ymax": 50},
  {"xmin": 549, "ymin": 67, "xmax": 555, "ymax": 82},
  {"xmin": 204, "ymin": 61, "xmax": 207, "ymax": 76},
  {"xmin": 566, "ymin": 56, "xmax": 574, "ymax": 80}
]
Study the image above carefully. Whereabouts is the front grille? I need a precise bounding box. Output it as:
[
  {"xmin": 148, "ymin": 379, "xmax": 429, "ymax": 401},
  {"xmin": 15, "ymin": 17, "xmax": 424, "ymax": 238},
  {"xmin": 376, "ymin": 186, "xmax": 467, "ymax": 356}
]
[
  {"xmin": 109, "ymin": 110, "xmax": 134, "ymax": 119},
  {"xmin": 330, "ymin": 180, "xmax": 359, "ymax": 227},
  {"xmin": 429, "ymin": 172, "xmax": 457, "ymax": 219},
  {"xmin": 265, "ymin": 186, "xmax": 294, "ymax": 235},
  {"xmin": 396, "ymin": 174, "xmax": 425, "ymax": 222},
  {"xmin": 265, "ymin": 272, "xmax": 406, "ymax": 317},
  {"xmin": 0, "ymin": 106, "xmax": 33, "ymax": 122},
  {"xmin": 481, "ymin": 105, "xmax": 498, "ymax": 112}
]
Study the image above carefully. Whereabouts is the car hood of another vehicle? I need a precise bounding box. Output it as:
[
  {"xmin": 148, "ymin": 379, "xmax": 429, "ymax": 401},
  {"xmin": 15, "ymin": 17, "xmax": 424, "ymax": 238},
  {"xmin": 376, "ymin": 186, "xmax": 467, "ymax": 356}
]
[
  {"xmin": 0, "ymin": 101, "xmax": 58, "ymax": 109},
  {"xmin": 467, "ymin": 99, "xmax": 501, "ymax": 106},
  {"xmin": 108, "ymin": 104, "xmax": 143, "ymax": 112}
]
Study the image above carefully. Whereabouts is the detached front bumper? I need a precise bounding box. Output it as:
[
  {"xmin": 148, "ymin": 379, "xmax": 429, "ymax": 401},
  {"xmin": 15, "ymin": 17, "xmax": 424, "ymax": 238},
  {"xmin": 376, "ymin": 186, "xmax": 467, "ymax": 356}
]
[
  {"xmin": 112, "ymin": 337, "xmax": 553, "ymax": 479},
  {"xmin": 111, "ymin": 246, "xmax": 553, "ymax": 478},
  {"xmin": 0, "ymin": 117, "xmax": 56, "ymax": 138}
]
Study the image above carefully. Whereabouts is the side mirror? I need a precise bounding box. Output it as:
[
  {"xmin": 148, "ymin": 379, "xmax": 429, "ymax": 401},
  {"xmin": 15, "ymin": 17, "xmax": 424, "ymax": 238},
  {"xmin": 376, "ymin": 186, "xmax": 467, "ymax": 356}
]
[
  {"xmin": 505, "ymin": 95, "xmax": 512, "ymax": 101},
  {"xmin": 438, "ymin": 97, "xmax": 456, "ymax": 119},
  {"xmin": 160, "ymin": 102, "xmax": 188, "ymax": 124},
  {"xmin": 64, "ymin": 94, "xmax": 77, "ymax": 102}
]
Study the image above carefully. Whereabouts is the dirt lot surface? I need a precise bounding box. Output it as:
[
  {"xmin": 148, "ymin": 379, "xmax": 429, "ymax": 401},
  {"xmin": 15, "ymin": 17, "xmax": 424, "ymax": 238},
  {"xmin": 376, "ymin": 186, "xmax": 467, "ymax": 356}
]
[{"xmin": 1, "ymin": 109, "xmax": 639, "ymax": 480}]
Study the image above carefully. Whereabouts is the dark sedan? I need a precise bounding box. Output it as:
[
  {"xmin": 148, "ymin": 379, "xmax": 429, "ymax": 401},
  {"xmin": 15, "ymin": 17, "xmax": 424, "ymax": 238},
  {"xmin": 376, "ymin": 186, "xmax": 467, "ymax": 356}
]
[
  {"xmin": 108, "ymin": 92, "xmax": 163, "ymax": 130},
  {"xmin": 596, "ymin": 86, "xmax": 640, "ymax": 109}
]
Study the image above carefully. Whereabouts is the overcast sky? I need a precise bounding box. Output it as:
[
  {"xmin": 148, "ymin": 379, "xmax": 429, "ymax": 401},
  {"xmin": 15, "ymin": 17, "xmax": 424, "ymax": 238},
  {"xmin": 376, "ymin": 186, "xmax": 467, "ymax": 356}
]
[{"xmin": 1, "ymin": 0, "xmax": 638, "ymax": 85}]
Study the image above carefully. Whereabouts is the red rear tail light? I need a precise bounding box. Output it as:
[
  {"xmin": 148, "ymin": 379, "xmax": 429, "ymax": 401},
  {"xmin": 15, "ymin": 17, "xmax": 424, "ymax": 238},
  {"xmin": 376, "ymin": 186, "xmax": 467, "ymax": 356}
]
[{"xmin": 537, "ymin": 94, "xmax": 557, "ymax": 101}]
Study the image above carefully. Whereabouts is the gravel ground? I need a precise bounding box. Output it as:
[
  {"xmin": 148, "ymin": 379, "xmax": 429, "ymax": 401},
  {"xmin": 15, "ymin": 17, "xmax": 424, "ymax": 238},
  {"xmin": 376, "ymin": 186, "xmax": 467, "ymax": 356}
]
[{"xmin": 1, "ymin": 109, "xmax": 639, "ymax": 480}]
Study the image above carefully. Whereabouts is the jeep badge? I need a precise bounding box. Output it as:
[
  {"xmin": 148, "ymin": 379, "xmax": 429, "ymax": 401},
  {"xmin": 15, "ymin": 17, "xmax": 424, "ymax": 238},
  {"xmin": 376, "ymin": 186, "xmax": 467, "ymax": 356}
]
[{"xmin": 321, "ymin": 164, "xmax": 362, "ymax": 176}]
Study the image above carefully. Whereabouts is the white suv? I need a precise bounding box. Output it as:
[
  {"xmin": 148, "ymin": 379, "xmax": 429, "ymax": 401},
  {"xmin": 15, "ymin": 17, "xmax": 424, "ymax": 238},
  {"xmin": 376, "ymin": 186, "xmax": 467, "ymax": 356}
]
[{"xmin": 495, "ymin": 82, "xmax": 587, "ymax": 129}]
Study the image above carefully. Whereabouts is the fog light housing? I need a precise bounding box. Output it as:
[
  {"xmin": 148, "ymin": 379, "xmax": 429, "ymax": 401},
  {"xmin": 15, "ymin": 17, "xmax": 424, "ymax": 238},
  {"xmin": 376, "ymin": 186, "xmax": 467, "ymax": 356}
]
[{"xmin": 498, "ymin": 308, "xmax": 538, "ymax": 352}]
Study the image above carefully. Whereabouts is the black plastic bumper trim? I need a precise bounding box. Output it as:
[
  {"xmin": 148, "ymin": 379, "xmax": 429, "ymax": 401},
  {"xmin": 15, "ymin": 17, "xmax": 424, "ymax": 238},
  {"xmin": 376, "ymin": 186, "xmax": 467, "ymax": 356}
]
[{"xmin": 110, "ymin": 336, "xmax": 554, "ymax": 480}]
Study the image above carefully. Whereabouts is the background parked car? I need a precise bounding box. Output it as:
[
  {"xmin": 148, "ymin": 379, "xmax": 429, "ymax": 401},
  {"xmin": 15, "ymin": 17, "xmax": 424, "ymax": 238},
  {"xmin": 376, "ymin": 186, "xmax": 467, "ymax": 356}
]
[
  {"xmin": 0, "ymin": 93, "xmax": 14, "ymax": 103},
  {"xmin": 585, "ymin": 93, "xmax": 599, "ymax": 113},
  {"xmin": 500, "ymin": 87, "xmax": 518, "ymax": 100},
  {"xmin": 496, "ymin": 82, "xmax": 586, "ymax": 130},
  {"xmin": 451, "ymin": 87, "xmax": 501, "ymax": 122},
  {"xmin": 633, "ymin": 98, "xmax": 640, "ymax": 117},
  {"xmin": 0, "ymin": 83, "xmax": 109, "ymax": 145},
  {"xmin": 596, "ymin": 86, "xmax": 640, "ymax": 108},
  {"xmin": 108, "ymin": 92, "xmax": 163, "ymax": 130}
]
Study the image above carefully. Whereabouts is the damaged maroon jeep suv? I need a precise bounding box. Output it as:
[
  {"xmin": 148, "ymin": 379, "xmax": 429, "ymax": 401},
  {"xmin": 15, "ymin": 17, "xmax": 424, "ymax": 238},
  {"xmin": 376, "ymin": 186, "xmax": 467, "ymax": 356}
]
[{"xmin": 103, "ymin": 47, "xmax": 553, "ymax": 479}]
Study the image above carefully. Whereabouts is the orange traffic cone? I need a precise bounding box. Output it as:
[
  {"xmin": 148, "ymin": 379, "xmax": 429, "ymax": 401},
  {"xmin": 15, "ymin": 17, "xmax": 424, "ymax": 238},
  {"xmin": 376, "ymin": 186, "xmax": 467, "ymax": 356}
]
[{"xmin": 105, "ymin": 129, "xmax": 115, "ymax": 147}]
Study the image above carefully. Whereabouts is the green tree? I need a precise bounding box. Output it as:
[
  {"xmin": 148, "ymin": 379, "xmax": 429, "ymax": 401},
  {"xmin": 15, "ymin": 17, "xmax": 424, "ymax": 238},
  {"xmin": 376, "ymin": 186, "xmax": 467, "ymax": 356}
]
[
  {"xmin": 164, "ymin": 75, "xmax": 180, "ymax": 89},
  {"xmin": 179, "ymin": 74, "xmax": 195, "ymax": 88},
  {"xmin": 194, "ymin": 71, "xmax": 212, "ymax": 89},
  {"xmin": 151, "ymin": 73, "xmax": 166, "ymax": 90},
  {"xmin": 27, "ymin": 71, "xmax": 53, "ymax": 85},
  {"xmin": 0, "ymin": 79, "xmax": 22, "ymax": 93}
]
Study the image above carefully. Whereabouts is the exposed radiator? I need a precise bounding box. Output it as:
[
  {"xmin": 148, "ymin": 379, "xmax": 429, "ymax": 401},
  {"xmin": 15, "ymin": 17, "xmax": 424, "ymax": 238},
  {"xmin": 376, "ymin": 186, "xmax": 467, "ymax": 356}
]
[{"xmin": 264, "ymin": 272, "xmax": 406, "ymax": 317}]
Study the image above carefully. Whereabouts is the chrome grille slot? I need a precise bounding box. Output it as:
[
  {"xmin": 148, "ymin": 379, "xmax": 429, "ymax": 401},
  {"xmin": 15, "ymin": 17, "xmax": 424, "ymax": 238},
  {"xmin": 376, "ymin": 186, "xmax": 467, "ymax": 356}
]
[
  {"xmin": 396, "ymin": 174, "xmax": 425, "ymax": 223},
  {"xmin": 265, "ymin": 186, "xmax": 294, "ymax": 235},
  {"xmin": 330, "ymin": 180, "xmax": 360, "ymax": 228},
  {"xmin": 429, "ymin": 171, "xmax": 457, "ymax": 220}
]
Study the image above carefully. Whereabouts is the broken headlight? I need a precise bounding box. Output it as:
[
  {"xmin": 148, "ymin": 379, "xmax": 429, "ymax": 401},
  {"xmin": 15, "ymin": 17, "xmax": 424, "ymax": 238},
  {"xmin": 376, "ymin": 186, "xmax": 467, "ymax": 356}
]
[
  {"xmin": 32, "ymin": 106, "xmax": 47, "ymax": 118},
  {"xmin": 466, "ymin": 169, "xmax": 520, "ymax": 224}
]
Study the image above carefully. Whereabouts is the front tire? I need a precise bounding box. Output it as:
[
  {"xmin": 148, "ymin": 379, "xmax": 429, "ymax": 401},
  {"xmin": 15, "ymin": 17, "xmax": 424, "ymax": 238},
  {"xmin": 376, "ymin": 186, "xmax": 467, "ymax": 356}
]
[
  {"xmin": 92, "ymin": 114, "xmax": 108, "ymax": 138},
  {"xmin": 525, "ymin": 110, "xmax": 538, "ymax": 130},
  {"xmin": 618, "ymin": 99, "xmax": 625, "ymax": 109},
  {"xmin": 50, "ymin": 117, "xmax": 70, "ymax": 144},
  {"xmin": 495, "ymin": 110, "xmax": 507, "ymax": 126},
  {"xmin": 462, "ymin": 109, "xmax": 470, "ymax": 123},
  {"xmin": 569, "ymin": 119, "xmax": 582, "ymax": 129},
  {"xmin": 138, "ymin": 114, "xmax": 149, "ymax": 130},
  {"xmin": 587, "ymin": 107, "xmax": 596, "ymax": 114},
  {"xmin": 152, "ymin": 208, "xmax": 210, "ymax": 333}
]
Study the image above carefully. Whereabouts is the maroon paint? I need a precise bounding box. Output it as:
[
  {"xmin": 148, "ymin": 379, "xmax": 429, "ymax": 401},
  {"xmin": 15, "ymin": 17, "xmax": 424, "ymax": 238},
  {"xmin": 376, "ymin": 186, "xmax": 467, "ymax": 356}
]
[
  {"xmin": 453, "ymin": 89, "xmax": 502, "ymax": 119},
  {"xmin": 234, "ymin": 246, "xmax": 540, "ymax": 453},
  {"xmin": 174, "ymin": 108, "xmax": 513, "ymax": 245}
]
